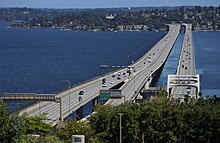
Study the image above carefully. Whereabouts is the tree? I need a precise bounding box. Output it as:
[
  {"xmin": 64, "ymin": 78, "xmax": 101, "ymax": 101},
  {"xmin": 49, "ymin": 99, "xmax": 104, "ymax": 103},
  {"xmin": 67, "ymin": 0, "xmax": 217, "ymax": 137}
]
[
  {"xmin": 0, "ymin": 101, "xmax": 25, "ymax": 143},
  {"xmin": 20, "ymin": 134, "xmax": 63, "ymax": 143},
  {"xmin": 89, "ymin": 105, "xmax": 113, "ymax": 142},
  {"xmin": 22, "ymin": 113, "xmax": 52, "ymax": 136},
  {"xmin": 157, "ymin": 86, "xmax": 168, "ymax": 97},
  {"xmin": 89, "ymin": 96, "xmax": 220, "ymax": 143},
  {"xmin": 181, "ymin": 99, "xmax": 220, "ymax": 143},
  {"xmin": 56, "ymin": 119, "xmax": 100, "ymax": 143},
  {"xmin": 0, "ymin": 101, "xmax": 63, "ymax": 142},
  {"xmin": 139, "ymin": 97, "xmax": 181, "ymax": 143},
  {"xmin": 89, "ymin": 103, "xmax": 141, "ymax": 143}
]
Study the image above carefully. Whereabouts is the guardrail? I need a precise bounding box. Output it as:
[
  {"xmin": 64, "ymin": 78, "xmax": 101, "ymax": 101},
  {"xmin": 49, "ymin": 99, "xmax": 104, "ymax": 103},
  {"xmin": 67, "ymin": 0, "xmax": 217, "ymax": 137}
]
[{"xmin": 0, "ymin": 93, "xmax": 56, "ymax": 101}]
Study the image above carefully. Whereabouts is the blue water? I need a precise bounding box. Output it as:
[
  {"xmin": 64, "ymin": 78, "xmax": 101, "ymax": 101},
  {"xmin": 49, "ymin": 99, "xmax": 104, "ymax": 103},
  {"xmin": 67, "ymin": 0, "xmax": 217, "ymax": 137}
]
[
  {"xmin": 0, "ymin": 25, "xmax": 165, "ymax": 96},
  {"xmin": 156, "ymin": 33, "xmax": 184, "ymax": 87},
  {"xmin": 0, "ymin": 22, "xmax": 14, "ymax": 28},
  {"xmin": 193, "ymin": 32, "xmax": 220, "ymax": 96},
  {"xmin": 2, "ymin": 21, "xmax": 220, "ymax": 115},
  {"xmin": 157, "ymin": 31, "xmax": 220, "ymax": 97}
]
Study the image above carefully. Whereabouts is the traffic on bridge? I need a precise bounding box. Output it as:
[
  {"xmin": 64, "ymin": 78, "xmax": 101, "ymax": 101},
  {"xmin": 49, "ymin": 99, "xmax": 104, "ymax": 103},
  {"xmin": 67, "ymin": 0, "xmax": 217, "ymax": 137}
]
[
  {"xmin": 168, "ymin": 24, "xmax": 200, "ymax": 99},
  {"xmin": 17, "ymin": 24, "xmax": 180, "ymax": 126}
]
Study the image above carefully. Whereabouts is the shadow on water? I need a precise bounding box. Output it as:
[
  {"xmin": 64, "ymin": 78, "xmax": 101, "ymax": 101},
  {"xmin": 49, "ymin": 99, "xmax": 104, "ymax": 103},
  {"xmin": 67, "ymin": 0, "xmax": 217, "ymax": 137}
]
[{"xmin": 155, "ymin": 33, "xmax": 184, "ymax": 88}]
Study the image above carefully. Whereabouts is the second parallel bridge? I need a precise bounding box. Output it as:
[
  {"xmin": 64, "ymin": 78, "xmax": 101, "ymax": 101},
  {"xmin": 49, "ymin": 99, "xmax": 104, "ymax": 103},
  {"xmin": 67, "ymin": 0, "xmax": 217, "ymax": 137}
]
[{"xmin": 168, "ymin": 24, "xmax": 200, "ymax": 99}]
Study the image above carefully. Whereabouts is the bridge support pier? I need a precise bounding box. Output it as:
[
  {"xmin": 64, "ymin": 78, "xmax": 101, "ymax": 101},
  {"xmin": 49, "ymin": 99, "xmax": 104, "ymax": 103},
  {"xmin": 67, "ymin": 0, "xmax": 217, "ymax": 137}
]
[
  {"xmin": 76, "ymin": 106, "xmax": 84, "ymax": 120},
  {"xmin": 141, "ymin": 87, "xmax": 157, "ymax": 100},
  {"xmin": 144, "ymin": 76, "xmax": 152, "ymax": 89}
]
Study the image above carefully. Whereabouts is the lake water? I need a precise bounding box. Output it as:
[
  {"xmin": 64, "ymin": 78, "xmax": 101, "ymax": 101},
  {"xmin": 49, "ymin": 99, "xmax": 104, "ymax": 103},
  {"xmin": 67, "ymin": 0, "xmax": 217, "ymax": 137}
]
[
  {"xmin": 193, "ymin": 32, "xmax": 220, "ymax": 96},
  {"xmin": 157, "ymin": 31, "xmax": 220, "ymax": 97},
  {"xmin": 156, "ymin": 33, "xmax": 184, "ymax": 87},
  {"xmin": 1, "ymin": 22, "xmax": 220, "ymax": 113},
  {"xmin": 0, "ymin": 23, "xmax": 165, "ymax": 96}
]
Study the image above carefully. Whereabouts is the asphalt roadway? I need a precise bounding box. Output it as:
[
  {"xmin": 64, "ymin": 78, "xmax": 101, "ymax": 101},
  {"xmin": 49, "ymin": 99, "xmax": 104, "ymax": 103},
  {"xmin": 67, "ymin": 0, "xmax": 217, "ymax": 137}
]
[
  {"xmin": 171, "ymin": 24, "xmax": 197, "ymax": 98},
  {"xmin": 19, "ymin": 24, "xmax": 180, "ymax": 125}
]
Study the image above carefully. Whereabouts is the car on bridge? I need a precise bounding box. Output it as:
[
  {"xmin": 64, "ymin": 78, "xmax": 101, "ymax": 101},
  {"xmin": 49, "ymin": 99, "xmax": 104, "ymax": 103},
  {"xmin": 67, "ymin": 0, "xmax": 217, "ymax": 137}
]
[
  {"xmin": 102, "ymin": 83, "xmax": 107, "ymax": 87},
  {"xmin": 79, "ymin": 90, "xmax": 84, "ymax": 95},
  {"xmin": 102, "ymin": 78, "xmax": 106, "ymax": 84},
  {"xmin": 110, "ymin": 81, "xmax": 114, "ymax": 84}
]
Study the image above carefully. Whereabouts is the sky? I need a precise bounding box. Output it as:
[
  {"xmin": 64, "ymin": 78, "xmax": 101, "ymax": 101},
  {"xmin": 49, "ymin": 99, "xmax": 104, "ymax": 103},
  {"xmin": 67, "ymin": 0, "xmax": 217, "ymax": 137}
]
[{"xmin": 0, "ymin": 0, "xmax": 219, "ymax": 8}]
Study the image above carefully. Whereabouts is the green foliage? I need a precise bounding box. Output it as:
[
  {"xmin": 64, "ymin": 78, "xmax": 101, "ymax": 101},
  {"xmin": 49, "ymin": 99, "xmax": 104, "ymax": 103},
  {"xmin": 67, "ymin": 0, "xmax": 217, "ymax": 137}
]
[
  {"xmin": 20, "ymin": 135, "xmax": 63, "ymax": 143},
  {"xmin": 56, "ymin": 119, "xmax": 101, "ymax": 143},
  {"xmin": 89, "ymin": 103, "xmax": 141, "ymax": 143},
  {"xmin": 1, "ymin": 95, "xmax": 220, "ymax": 143},
  {"xmin": 22, "ymin": 114, "xmax": 52, "ymax": 136},
  {"xmin": 3, "ymin": 6, "xmax": 219, "ymax": 31},
  {"xmin": 89, "ymin": 97, "xmax": 220, "ymax": 143},
  {"xmin": 157, "ymin": 86, "xmax": 168, "ymax": 97},
  {"xmin": 140, "ymin": 97, "xmax": 182, "ymax": 142},
  {"xmin": 89, "ymin": 105, "xmax": 113, "ymax": 141},
  {"xmin": 180, "ymin": 99, "xmax": 220, "ymax": 142},
  {"xmin": 0, "ymin": 101, "xmax": 63, "ymax": 142},
  {"xmin": 0, "ymin": 101, "xmax": 25, "ymax": 143}
]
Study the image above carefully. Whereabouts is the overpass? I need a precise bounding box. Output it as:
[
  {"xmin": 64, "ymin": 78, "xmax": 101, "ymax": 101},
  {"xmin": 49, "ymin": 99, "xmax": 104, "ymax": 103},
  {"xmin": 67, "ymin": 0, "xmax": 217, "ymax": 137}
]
[
  {"xmin": 16, "ymin": 24, "xmax": 180, "ymax": 126},
  {"xmin": 167, "ymin": 24, "xmax": 200, "ymax": 99}
]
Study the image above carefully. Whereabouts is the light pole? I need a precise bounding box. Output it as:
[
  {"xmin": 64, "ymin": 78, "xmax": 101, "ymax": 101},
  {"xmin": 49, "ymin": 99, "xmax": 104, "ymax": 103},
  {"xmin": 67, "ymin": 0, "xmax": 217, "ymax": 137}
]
[
  {"xmin": 38, "ymin": 95, "xmax": 41, "ymax": 115},
  {"xmin": 131, "ymin": 60, "xmax": 136, "ymax": 96},
  {"xmin": 62, "ymin": 80, "xmax": 71, "ymax": 115},
  {"xmin": 59, "ymin": 97, "xmax": 63, "ymax": 121},
  {"xmin": 119, "ymin": 113, "xmax": 123, "ymax": 143},
  {"xmin": 133, "ymin": 72, "xmax": 136, "ymax": 96}
]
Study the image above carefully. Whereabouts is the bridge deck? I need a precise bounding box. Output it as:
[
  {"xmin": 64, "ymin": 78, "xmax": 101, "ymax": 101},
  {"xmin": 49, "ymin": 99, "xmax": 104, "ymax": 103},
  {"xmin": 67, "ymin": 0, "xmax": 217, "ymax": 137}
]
[
  {"xmin": 18, "ymin": 24, "xmax": 180, "ymax": 126},
  {"xmin": 107, "ymin": 24, "xmax": 180, "ymax": 106},
  {"xmin": 170, "ymin": 24, "xmax": 199, "ymax": 98}
]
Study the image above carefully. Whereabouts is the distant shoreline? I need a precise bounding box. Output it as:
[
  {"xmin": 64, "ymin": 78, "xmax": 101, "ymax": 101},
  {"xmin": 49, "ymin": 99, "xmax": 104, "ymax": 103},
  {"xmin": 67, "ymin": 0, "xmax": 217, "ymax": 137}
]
[{"xmin": 7, "ymin": 26, "xmax": 220, "ymax": 33}]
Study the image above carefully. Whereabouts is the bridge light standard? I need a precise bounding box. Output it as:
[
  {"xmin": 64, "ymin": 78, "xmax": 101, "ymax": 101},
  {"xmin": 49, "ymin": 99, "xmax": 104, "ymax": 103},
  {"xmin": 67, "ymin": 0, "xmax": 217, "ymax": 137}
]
[
  {"xmin": 62, "ymin": 80, "xmax": 71, "ymax": 115},
  {"xmin": 38, "ymin": 94, "xmax": 41, "ymax": 115}
]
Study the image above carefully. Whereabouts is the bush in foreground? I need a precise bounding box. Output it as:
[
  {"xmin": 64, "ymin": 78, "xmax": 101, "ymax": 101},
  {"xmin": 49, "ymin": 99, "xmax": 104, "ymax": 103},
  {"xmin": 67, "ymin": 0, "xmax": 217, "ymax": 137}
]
[
  {"xmin": 89, "ymin": 97, "xmax": 220, "ymax": 143},
  {"xmin": 1, "ymin": 96, "xmax": 220, "ymax": 143}
]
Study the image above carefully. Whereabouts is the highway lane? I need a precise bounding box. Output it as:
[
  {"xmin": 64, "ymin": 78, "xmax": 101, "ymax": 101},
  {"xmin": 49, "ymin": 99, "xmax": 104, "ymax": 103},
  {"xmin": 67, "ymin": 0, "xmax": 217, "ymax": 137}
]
[
  {"xmin": 171, "ymin": 24, "xmax": 197, "ymax": 98},
  {"xmin": 27, "ymin": 71, "xmax": 130, "ymax": 120},
  {"xmin": 20, "ymin": 24, "xmax": 180, "ymax": 124},
  {"xmin": 107, "ymin": 24, "xmax": 180, "ymax": 105}
]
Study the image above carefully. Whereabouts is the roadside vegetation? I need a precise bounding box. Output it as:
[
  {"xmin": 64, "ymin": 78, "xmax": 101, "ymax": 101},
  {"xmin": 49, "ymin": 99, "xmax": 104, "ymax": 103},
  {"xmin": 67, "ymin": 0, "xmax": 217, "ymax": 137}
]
[{"xmin": 1, "ymin": 91, "xmax": 220, "ymax": 143}]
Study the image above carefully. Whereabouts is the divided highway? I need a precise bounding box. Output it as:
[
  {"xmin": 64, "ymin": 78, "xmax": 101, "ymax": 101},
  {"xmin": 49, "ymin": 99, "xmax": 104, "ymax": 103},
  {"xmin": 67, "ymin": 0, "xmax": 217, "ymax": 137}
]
[
  {"xmin": 19, "ymin": 24, "xmax": 180, "ymax": 125},
  {"xmin": 171, "ymin": 24, "xmax": 198, "ymax": 98},
  {"xmin": 108, "ymin": 24, "xmax": 180, "ymax": 105}
]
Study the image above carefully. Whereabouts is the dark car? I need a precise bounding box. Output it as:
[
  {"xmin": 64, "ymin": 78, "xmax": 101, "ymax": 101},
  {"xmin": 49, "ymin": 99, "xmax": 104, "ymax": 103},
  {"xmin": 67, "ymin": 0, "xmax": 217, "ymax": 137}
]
[
  {"xmin": 79, "ymin": 90, "xmax": 84, "ymax": 95},
  {"xmin": 102, "ymin": 78, "xmax": 106, "ymax": 84}
]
